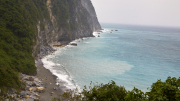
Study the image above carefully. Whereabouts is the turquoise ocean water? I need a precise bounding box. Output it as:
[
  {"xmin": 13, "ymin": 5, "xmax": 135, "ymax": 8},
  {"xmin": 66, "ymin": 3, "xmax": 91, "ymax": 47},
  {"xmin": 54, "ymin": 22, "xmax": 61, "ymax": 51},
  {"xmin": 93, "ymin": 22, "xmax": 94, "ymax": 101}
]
[{"xmin": 42, "ymin": 23, "xmax": 180, "ymax": 92}]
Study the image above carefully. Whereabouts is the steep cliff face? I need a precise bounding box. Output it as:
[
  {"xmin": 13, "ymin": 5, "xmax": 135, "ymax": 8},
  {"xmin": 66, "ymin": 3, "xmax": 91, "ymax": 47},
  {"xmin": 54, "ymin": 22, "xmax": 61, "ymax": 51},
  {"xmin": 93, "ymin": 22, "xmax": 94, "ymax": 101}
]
[
  {"xmin": 33, "ymin": 0, "xmax": 101, "ymax": 58},
  {"xmin": 81, "ymin": 0, "xmax": 102, "ymax": 31},
  {"xmin": 0, "ymin": 0, "xmax": 101, "ymax": 93}
]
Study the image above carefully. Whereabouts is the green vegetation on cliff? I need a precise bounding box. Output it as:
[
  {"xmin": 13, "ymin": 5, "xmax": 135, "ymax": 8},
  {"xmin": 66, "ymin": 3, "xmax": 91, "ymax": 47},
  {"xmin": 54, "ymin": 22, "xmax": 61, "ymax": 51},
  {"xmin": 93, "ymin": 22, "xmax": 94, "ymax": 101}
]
[
  {"xmin": 0, "ymin": 0, "xmax": 49, "ymax": 91},
  {"xmin": 0, "ymin": 0, "xmax": 94, "ymax": 96},
  {"xmin": 51, "ymin": 0, "xmax": 70, "ymax": 28}
]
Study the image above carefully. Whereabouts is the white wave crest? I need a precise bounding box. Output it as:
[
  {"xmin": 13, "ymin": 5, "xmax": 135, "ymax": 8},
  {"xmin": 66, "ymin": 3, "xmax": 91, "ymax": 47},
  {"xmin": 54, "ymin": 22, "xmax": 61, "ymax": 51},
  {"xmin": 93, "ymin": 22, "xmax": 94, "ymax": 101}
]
[{"xmin": 42, "ymin": 57, "xmax": 80, "ymax": 92}]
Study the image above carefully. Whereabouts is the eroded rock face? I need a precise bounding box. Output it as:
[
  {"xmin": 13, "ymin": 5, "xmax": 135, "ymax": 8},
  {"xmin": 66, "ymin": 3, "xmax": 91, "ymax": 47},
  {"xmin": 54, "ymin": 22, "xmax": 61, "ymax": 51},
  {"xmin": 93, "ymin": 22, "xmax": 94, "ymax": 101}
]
[
  {"xmin": 33, "ymin": 0, "xmax": 101, "ymax": 59},
  {"xmin": 81, "ymin": 0, "xmax": 102, "ymax": 31}
]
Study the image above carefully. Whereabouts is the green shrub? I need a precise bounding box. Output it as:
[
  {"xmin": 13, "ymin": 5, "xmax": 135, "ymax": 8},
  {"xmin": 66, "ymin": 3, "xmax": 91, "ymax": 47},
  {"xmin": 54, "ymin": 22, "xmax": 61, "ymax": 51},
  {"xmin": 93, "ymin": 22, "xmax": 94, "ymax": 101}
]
[
  {"xmin": 147, "ymin": 77, "xmax": 180, "ymax": 101},
  {"xmin": 54, "ymin": 77, "xmax": 180, "ymax": 101}
]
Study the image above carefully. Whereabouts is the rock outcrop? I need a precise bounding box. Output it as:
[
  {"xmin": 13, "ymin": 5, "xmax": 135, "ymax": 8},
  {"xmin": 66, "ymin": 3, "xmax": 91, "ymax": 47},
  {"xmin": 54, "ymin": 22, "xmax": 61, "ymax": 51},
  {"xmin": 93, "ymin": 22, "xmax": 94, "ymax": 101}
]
[
  {"xmin": 33, "ymin": 0, "xmax": 101, "ymax": 58},
  {"xmin": 81, "ymin": 0, "xmax": 102, "ymax": 31}
]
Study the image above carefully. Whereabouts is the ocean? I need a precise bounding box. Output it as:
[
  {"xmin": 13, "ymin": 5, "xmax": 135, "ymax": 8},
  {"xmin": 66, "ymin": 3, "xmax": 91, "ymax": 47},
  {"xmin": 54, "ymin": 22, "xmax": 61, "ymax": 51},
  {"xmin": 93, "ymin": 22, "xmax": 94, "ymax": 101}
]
[{"xmin": 42, "ymin": 23, "xmax": 180, "ymax": 92}]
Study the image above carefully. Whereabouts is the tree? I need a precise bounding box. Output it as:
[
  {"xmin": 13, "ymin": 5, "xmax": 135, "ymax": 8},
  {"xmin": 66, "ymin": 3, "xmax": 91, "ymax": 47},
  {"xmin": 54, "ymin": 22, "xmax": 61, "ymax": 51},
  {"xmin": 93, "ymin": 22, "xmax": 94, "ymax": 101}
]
[
  {"xmin": 147, "ymin": 77, "xmax": 180, "ymax": 101},
  {"xmin": 53, "ymin": 77, "xmax": 180, "ymax": 101}
]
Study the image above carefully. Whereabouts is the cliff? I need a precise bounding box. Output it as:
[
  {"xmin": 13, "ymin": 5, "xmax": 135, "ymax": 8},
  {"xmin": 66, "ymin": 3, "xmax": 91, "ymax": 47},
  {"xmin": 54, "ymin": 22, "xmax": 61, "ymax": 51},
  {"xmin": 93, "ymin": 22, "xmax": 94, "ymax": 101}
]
[
  {"xmin": 0, "ymin": 0, "xmax": 101, "ymax": 94},
  {"xmin": 33, "ymin": 0, "xmax": 102, "ymax": 58},
  {"xmin": 81, "ymin": 0, "xmax": 102, "ymax": 31}
]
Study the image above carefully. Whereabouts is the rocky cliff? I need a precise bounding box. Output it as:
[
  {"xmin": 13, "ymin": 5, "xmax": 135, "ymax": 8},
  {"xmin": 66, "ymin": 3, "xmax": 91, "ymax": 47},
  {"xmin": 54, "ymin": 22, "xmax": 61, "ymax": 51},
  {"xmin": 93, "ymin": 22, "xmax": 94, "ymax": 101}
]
[
  {"xmin": 33, "ymin": 0, "xmax": 101, "ymax": 58},
  {"xmin": 0, "ymin": 0, "xmax": 101, "ymax": 93},
  {"xmin": 81, "ymin": 0, "xmax": 102, "ymax": 31}
]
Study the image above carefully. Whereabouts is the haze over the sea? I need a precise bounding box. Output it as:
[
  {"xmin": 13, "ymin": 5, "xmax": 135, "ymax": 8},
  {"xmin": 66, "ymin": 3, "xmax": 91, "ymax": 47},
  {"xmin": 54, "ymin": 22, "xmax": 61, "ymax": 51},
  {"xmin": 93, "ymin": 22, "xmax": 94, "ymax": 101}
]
[{"xmin": 91, "ymin": 0, "xmax": 180, "ymax": 28}]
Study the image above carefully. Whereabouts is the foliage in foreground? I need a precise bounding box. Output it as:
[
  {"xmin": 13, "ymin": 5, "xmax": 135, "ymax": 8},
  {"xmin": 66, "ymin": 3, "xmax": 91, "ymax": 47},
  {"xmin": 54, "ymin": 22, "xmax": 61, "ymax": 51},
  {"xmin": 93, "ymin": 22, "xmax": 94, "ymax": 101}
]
[{"xmin": 52, "ymin": 77, "xmax": 180, "ymax": 101}]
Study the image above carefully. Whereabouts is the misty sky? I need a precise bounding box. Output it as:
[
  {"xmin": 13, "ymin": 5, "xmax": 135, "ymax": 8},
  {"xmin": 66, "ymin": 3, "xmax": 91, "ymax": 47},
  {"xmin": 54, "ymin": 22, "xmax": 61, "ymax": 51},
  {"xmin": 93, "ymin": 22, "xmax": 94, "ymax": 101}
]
[{"xmin": 91, "ymin": 0, "xmax": 180, "ymax": 28}]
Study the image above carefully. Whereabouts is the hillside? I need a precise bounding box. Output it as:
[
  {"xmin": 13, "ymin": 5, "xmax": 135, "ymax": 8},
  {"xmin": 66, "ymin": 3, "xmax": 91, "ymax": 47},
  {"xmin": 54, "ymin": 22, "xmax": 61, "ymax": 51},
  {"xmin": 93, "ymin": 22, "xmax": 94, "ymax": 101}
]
[{"xmin": 0, "ymin": 0, "xmax": 101, "ymax": 94}]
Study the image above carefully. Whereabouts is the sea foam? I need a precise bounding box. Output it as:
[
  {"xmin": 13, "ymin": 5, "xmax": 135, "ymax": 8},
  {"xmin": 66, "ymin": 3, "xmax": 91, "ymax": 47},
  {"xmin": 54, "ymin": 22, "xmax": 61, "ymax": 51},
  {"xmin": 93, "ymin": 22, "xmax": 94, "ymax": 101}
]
[{"xmin": 42, "ymin": 54, "xmax": 80, "ymax": 92}]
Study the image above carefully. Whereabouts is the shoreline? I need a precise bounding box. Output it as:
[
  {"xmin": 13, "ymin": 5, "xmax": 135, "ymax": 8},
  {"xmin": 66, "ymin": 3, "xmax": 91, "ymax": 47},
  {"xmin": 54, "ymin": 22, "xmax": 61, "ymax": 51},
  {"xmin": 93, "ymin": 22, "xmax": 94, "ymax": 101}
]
[
  {"xmin": 35, "ymin": 59, "xmax": 63, "ymax": 101},
  {"xmin": 36, "ymin": 31, "xmax": 104, "ymax": 100},
  {"xmin": 36, "ymin": 39, "xmax": 93, "ymax": 100}
]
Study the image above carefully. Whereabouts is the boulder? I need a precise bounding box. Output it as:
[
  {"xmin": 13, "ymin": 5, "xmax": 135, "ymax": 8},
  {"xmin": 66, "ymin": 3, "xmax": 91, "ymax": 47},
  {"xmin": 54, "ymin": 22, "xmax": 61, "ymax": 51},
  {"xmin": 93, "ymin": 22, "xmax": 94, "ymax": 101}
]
[
  {"xmin": 34, "ymin": 98, "xmax": 40, "ymax": 101},
  {"xmin": 36, "ymin": 84, "xmax": 40, "ymax": 87},
  {"xmin": 36, "ymin": 87, "xmax": 45, "ymax": 93},
  {"xmin": 29, "ymin": 77, "xmax": 34, "ymax": 81},
  {"xmin": 23, "ymin": 77, "xmax": 29, "ymax": 80},
  {"xmin": 51, "ymin": 92, "xmax": 55, "ymax": 94},
  {"xmin": 70, "ymin": 43, "xmax": 77, "ymax": 46},
  {"xmin": 26, "ymin": 86, "xmax": 30, "ymax": 90},
  {"xmin": 34, "ymin": 78, "xmax": 38, "ymax": 81},
  {"xmin": 53, "ymin": 87, "xmax": 58, "ymax": 90},
  {"xmin": 29, "ymin": 87, "xmax": 33, "ymax": 91},
  {"xmin": 31, "ymin": 83, "xmax": 36, "ymax": 86},
  {"xmin": 20, "ymin": 91, "xmax": 27, "ymax": 98}
]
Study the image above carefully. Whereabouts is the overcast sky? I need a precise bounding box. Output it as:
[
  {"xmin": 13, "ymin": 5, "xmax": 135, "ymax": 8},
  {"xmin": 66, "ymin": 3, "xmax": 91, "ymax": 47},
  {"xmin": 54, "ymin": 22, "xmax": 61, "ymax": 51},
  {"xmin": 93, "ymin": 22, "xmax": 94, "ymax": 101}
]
[{"xmin": 91, "ymin": 0, "xmax": 180, "ymax": 28}]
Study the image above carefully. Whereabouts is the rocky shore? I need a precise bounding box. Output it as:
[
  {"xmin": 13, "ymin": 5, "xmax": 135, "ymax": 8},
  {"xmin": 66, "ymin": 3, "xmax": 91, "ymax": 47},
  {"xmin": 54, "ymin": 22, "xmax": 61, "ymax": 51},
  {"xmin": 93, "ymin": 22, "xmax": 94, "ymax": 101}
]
[
  {"xmin": 3, "ymin": 59, "xmax": 63, "ymax": 101},
  {"xmin": 3, "ymin": 35, "xmax": 103, "ymax": 101}
]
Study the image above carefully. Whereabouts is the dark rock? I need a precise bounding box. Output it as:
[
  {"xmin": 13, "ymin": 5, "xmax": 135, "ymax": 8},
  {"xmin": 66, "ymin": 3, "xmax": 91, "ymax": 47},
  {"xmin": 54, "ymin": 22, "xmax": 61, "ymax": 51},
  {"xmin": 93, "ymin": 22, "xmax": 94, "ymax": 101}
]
[
  {"xmin": 98, "ymin": 35, "xmax": 100, "ymax": 37},
  {"xmin": 34, "ymin": 98, "xmax": 40, "ymax": 101},
  {"xmin": 20, "ymin": 91, "xmax": 27, "ymax": 98},
  {"xmin": 53, "ymin": 87, "xmax": 58, "ymax": 90},
  {"xmin": 70, "ymin": 43, "xmax": 77, "ymax": 46},
  {"xmin": 31, "ymin": 83, "xmax": 36, "ymax": 86},
  {"xmin": 115, "ymin": 30, "xmax": 118, "ymax": 31},
  {"xmin": 29, "ymin": 77, "xmax": 34, "ymax": 81}
]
